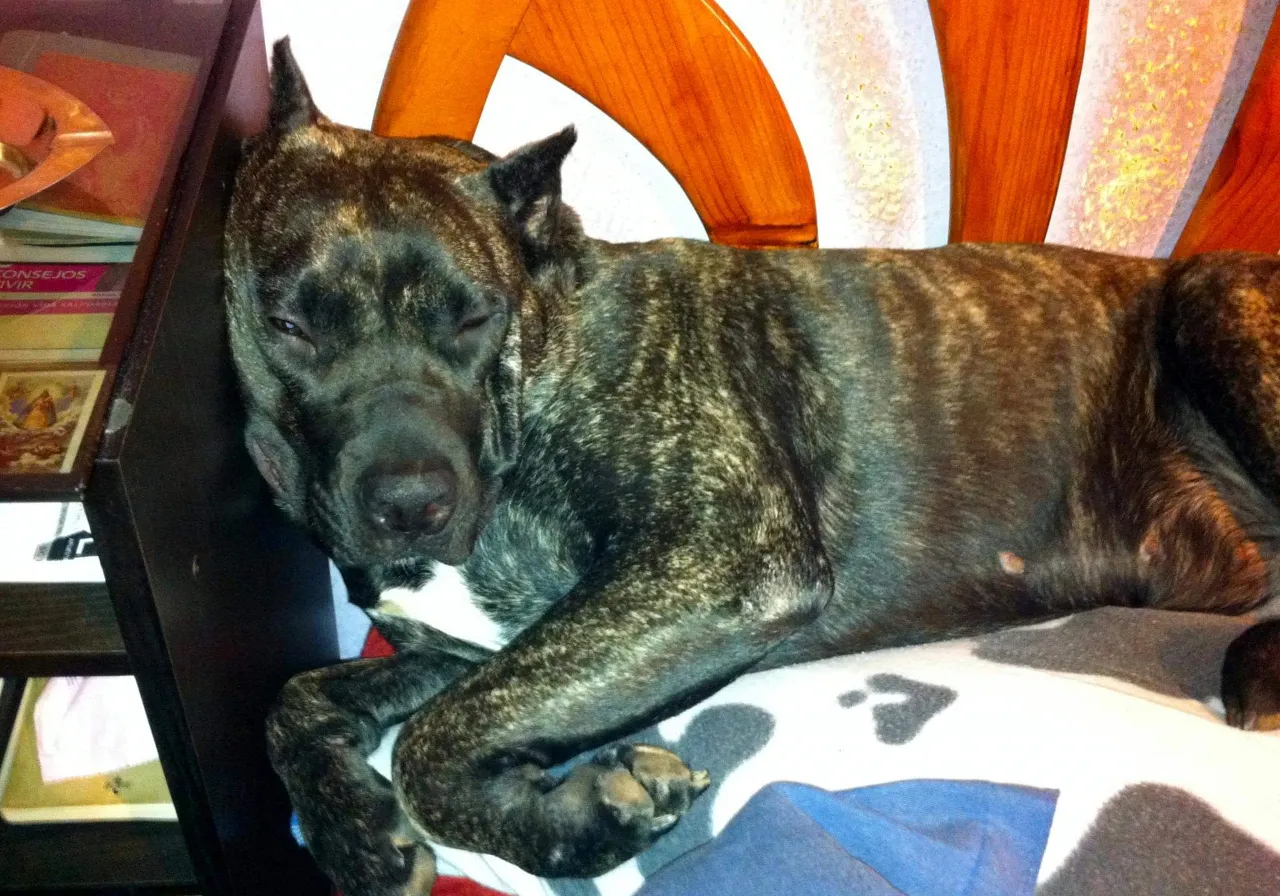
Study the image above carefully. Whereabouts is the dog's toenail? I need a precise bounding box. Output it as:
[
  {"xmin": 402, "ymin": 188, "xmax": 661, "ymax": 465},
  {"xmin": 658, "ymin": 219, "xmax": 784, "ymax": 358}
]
[{"xmin": 652, "ymin": 813, "xmax": 679, "ymax": 833}]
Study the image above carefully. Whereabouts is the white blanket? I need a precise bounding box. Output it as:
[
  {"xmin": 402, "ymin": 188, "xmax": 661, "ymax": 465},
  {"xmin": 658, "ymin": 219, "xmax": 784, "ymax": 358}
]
[{"xmin": 367, "ymin": 606, "xmax": 1280, "ymax": 895}]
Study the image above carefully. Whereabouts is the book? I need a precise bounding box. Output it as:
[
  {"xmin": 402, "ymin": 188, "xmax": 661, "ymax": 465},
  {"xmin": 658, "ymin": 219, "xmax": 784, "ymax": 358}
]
[
  {"xmin": 0, "ymin": 679, "xmax": 175, "ymax": 823},
  {"xmin": 0, "ymin": 262, "xmax": 127, "ymax": 364},
  {"xmin": 0, "ymin": 207, "xmax": 142, "ymax": 247},
  {"xmin": 0, "ymin": 31, "xmax": 198, "ymax": 234},
  {"xmin": 0, "ymin": 238, "xmax": 136, "ymax": 264}
]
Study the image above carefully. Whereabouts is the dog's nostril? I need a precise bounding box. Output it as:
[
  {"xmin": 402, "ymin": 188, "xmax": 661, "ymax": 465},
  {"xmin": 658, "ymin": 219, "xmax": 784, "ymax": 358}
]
[{"xmin": 361, "ymin": 465, "xmax": 457, "ymax": 536}]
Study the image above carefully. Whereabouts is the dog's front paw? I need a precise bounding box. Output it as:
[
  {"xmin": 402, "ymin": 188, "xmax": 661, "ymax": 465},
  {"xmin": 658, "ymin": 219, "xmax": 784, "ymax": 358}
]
[
  {"xmin": 537, "ymin": 744, "xmax": 710, "ymax": 876},
  {"xmin": 296, "ymin": 787, "xmax": 436, "ymax": 896},
  {"xmin": 594, "ymin": 743, "xmax": 711, "ymax": 823},
  {"xmin": 1223, "ymin": 620, "xmax": 1280, "ymax": 731}
]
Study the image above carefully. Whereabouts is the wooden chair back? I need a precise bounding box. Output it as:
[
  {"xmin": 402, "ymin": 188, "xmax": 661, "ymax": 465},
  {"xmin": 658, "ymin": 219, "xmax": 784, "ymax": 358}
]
[
  {"xmin": 374, "ymin": 0, "xmax": 817, "ymax": 248},
  {"xmin": 374, "ymin": 0, "xmax": 1280, "ymax": 254}
]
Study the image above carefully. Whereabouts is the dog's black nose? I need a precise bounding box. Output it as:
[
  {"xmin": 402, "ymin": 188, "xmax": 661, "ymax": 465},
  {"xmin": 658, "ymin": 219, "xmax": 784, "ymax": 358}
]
[{"xmin": 360, "ymin": 464, "xmax": 457, "ymax": 536}]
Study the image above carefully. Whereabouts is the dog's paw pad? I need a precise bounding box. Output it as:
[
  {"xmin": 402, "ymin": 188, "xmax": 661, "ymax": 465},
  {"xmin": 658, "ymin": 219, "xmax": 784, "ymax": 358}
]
[
  {"xmin": 598, "ymin": 743, "xmax": 710, "ymax": 817},
  {"xmin": 537, "ymin": 748, "xmax": 705, "ymax": 876},
  {"xmin": 596, "ymin": 766, "xmax": 655, "ymax": 828}
]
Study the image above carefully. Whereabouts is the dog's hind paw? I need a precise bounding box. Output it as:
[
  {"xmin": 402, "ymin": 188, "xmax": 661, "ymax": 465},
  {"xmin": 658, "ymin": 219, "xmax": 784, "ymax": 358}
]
[
  {"xmin": 319, "ymin": 836, "xmax": 436, "ymax": 896},
  {"xmin": 1223, "ymin": 619, "xmax": 1280, "ymax": 731},
  {"xmin": 399, "ymin": 843, "xmax": 437, "ymax": 896},
  {"xmin": 293, "ymin": 790, "xmax": 437, "ymax": 896},
  {"xmin": 537, "ymin": 744, "xmax": 709, "ymax": 876}
]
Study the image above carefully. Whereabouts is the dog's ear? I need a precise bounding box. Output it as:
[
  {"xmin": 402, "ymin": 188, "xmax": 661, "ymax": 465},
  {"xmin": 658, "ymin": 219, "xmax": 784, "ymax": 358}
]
[
  {"xmin": 244, "ymin": 415, "xmax": 306, "ymax": 521},
  {"xmin": 268, "ymin": 37, "xmax": 320, "ymax": 133},
  {"xmin": 487, "ymin": 126, "xmax": 577, "ymax": 253}
]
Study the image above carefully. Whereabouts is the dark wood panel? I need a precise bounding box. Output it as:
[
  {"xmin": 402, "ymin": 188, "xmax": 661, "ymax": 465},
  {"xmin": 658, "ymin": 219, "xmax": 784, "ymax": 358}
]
[
  {"xmin": 0, "ymin": 675, "xmax": 21, "ymax": 753},
  {"xmin": 4, "ymin": 0, "xmax": 232, "ymax": 59},
  {"xmin": 0, "ymin": 5, "xmax": 330, "ymax": 895},
  {"xmin": 0, "ymin": 582, "xmax": 129, "ymax": 677},
  {"xmin": 0, "ymin": 821, "xmax": 196, "ymax": 891},
  {"xmin": 86, "ymin": 4, "xmax": 336, "ymax": 895}
]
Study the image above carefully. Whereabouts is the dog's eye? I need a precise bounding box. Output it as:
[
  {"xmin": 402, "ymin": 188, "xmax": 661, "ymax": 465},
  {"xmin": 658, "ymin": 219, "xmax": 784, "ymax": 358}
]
[
  {"xmin": 269, "ymin": 316, "xmax": 309, "ymax": 341},
  {"xmin": 455, "ymin": 312, "xmax": 498, "ymax": 339}
]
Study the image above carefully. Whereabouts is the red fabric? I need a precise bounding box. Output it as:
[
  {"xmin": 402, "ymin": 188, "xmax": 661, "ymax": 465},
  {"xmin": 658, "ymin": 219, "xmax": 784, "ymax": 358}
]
[
  {"xmin": 335, "ymin": 876, "xmax": 505, "ymax": 896},
  {"xmin": 361, "ymin": 625, "xmax": 396, "ymax": 658},
  {"xmin": 335, "ymin": 880, "xmax": 505, "ymax": 896},
  {"xmin": 432, "ymin": 875, "xmax": 509, "ymax": 896}
]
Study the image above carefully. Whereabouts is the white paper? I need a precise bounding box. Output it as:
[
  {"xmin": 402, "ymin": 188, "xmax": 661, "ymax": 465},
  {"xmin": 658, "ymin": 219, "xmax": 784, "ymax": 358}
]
[{"xmin": 33, "ymin": 676, "xmax": 159, "ymax": 783}]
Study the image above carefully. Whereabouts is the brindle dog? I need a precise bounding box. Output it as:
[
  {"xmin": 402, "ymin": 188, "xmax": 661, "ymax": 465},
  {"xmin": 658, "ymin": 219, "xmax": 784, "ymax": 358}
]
[{"xmin": 226, "ymin": 39, "xmax": 1280, "ymax": 896}]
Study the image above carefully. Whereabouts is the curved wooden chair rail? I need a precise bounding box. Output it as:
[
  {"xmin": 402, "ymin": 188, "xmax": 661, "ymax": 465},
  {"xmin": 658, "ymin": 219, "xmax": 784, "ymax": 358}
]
[
  {"xmin": 376, "ymin": 0, "xmax": 1280, "ymax": 254},
  {"xmin": 373, "ymin": 0, "xmax": 817, "ymax": 248},
  {"xmin": 0, "ymin": 66, "xmax": 113, "ymax": 211}
]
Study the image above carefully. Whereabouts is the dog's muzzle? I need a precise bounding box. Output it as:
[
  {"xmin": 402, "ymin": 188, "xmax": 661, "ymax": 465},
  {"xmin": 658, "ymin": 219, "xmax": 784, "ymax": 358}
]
[
  {"xmin": 335, "ymin": 385, "xmax": 487, "ymax": 566},
  {"xmin": 359, "ymin": 460, "xmax": 458, "ymax": 537}
]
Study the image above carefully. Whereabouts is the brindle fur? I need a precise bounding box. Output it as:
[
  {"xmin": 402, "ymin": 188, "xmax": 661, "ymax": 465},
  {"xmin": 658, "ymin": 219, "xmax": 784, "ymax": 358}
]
[{"xmin": 227, "ymin": 40, "xmax": 1280, "ymax": 896}]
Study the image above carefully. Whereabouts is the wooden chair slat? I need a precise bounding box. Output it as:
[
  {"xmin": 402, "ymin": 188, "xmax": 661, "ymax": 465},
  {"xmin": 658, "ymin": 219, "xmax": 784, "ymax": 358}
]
[
  {"xmin": 373, "ymin": 0, "xmax": 534, "ymax": 142},
  {"xmin": 929, "ymin": 0, "xmax": 1089, "ymax": 243}
]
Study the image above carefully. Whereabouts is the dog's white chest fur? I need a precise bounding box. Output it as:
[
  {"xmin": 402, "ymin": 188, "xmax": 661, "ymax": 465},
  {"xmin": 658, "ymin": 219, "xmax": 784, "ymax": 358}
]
[{"xmin": 375, "ymin": 563, "xmax": 508, "ymax": 651}]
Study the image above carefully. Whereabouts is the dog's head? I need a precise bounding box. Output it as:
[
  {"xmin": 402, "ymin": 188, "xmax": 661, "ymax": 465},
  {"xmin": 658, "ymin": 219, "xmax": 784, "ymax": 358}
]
[{"xmin": 225, "ymin": 39, "xmax": 579, "ymax": 569}]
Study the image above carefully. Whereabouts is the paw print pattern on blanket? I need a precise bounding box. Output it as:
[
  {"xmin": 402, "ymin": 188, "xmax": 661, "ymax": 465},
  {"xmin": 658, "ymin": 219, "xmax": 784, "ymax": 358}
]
[
  {"xmin": 838, "ymin": 673, "xmax": 958, "ymax": 745},
  {"xmin": 547, "ymin": 704, "xmax": 775, "ymax": 896},
  {"xmin": 974, "ymin": 606, "xmax": 1254, "ymax": 700},
  {"xmin": 1040, "ymin": 783, "xmax": 1280, "ymax": 896}
]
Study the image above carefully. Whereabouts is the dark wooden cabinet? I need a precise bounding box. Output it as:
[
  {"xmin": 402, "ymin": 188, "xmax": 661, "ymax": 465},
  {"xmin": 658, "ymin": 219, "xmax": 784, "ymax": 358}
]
[{"xmin": 0, "ymin": 3, "xmax": 336, "ymax": 893}]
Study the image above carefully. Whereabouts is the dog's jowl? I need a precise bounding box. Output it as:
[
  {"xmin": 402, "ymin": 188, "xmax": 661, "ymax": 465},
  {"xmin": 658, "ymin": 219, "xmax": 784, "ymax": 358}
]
[{"xmin": 225, "ymin": 39, "xmax": 1280, "ymax": 896}]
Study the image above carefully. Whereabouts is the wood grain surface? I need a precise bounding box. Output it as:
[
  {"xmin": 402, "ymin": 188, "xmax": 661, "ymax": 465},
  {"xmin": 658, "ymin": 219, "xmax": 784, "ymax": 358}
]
[
  {"xmin": 374, "ymin": 0, "xmax": 817, "ymax": 247},
  {"xmin": 374, "ymin": 0, "xmax": 532, "ymax": 142},
  {"xmin": 929, "ymin": 0, "xmax": 1089, "ymax": 243}
]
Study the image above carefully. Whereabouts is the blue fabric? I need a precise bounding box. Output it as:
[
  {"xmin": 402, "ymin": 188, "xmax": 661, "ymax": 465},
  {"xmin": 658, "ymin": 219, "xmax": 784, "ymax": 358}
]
[{"xmin": 636, "ymin": 779, "xmax": 1058, "ymax": 896}]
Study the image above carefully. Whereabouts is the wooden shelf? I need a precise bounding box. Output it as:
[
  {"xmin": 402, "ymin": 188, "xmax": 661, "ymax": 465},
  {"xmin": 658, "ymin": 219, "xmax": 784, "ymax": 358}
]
[
  {"xmin": 0, "ymin": 681, "xmax": 193, "ymax": 893},
  {"xmin": 0, "ymin": 821, "xmax": 197, "ymax": 892},
  {"xmin": 0, "ymin": 0, "xmax": 243, "ymax": 504},
  {"xmin": 0, "ymin": 4, "xmax": 338, "ymax": 893},
  {"xmin": 0, "ymin": 582, "xmax": 129, "ymax": 677}
]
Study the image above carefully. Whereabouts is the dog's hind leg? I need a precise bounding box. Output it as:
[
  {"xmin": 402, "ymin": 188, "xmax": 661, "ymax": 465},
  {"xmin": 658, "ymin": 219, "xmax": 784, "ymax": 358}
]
[
  {"xmin": 267, "ymin": 622, "xmax": 489, "ymax": 896},
  {"xmin": 1161, "ymin": 253, "xmax": 1280, "ymax": 499},
  {"xmin": 1160, "ymin": 252, "xmax": 1280, "ymax": 729}
]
